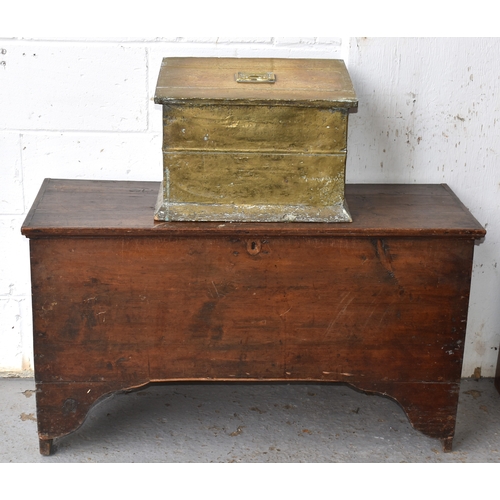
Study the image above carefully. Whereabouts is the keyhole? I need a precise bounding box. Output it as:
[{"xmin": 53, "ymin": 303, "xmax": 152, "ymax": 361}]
[{"xmin": 246, "ymin": 239, "xmax": 262, "ymax": 255}]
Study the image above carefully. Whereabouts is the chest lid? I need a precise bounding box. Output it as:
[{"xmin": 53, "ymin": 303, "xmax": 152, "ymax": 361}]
[{"xmin": 154, "ymin": 57, "xmax": 357, "ymax": 108}]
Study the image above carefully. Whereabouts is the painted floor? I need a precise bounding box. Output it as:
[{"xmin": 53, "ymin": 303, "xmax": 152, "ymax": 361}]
[{"xmin": 1, "ymin": 377, "xmax": 499, "ymax": 463}]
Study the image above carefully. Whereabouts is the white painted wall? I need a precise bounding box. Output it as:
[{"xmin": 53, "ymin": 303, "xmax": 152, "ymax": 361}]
[
  {"xmin": 346, "ymin": 38, "xmax": 500, "ymax": 377},
  {"xmin": 1, "ymin": 37, "xmax": 498, "ymax": 377}
]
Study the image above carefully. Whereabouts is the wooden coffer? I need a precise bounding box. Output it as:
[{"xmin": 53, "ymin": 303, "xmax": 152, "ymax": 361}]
[{"xmin": 22, "ymin": 180, "xmax": 485, "ymax": 454}]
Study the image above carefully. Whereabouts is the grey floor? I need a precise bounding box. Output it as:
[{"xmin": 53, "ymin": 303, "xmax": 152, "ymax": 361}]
[{"xmin": 1, "ymin": 376, "xmax": 499, "ymax": 463}]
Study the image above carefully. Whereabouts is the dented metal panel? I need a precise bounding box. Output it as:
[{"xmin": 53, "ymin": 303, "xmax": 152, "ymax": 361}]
[{"xmin": 163, "ymin": 104, "xmax": 348, "ymax": 154}]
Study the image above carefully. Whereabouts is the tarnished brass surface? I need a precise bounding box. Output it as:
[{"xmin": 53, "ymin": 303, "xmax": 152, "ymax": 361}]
[
  {"xmin": 163, "ymin": 104, "xmax": 347, "ymax": 153},
  {"xmin": 154, "ymin": 197, "xmax": 352, "ymax": 223},
  {"xmin": 153, "ymin": 57, "xmax": 357, "ymax": 222},
  {"xmin": 156, "ymin": 148, "xmax": 350, "ymax": 222},
  {"xmin": 235, "ymin": 71, "xmax": 276, "ymax": 83},
  {"xmin": 167, "ymin": 152, "xmax": 346, "ymax": 206}
]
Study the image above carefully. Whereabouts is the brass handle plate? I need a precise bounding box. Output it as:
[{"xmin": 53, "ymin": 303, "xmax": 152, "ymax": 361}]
[{"xmin": 235, "ymin": 72, "xmax": 276, "ymax": 84}]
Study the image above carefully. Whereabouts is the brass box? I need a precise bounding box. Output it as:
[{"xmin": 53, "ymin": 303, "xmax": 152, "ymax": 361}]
[{"xmin": 154, "ymin": 57, "xmax": 357, "ymax": 222}]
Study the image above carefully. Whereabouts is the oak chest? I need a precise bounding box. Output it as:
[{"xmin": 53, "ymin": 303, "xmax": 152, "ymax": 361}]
[
  {"xmin": 153, "ymin": 57, "xmax": 357, "ymax": 222},
  {"xmin": 22, "ymin": 180, "xmax": 485, "ymax": 454}
]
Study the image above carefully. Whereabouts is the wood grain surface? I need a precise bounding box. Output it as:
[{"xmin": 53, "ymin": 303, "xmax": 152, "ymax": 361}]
[
  {"xmin": 154, "ymin": 58, "xmax": 358, "ymax": 107},
  {"xmin": 22, "ymin": 180, "xmax": 485, "ymax": 237}
]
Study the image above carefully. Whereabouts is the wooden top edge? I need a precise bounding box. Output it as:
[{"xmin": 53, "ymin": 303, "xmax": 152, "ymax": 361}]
[
  {"xmin": 153, "ymin": 96, "xmax": 359, "ymax": 108},
  {"xmin": 23, "ymin": 226, "xmax": 486, "ymax": 239},
  {"xmin": 21, "ymin": 178, "xmax": 50, "ymax": 231},
  {"xmin": 21, "ymin": 179, "xmax": 486, "ymax": 239}
]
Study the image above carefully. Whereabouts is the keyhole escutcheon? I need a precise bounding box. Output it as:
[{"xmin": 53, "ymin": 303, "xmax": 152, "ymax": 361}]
[{"xmin": 246, "ymin": 239, "xmax": 262, "ymax": 255}]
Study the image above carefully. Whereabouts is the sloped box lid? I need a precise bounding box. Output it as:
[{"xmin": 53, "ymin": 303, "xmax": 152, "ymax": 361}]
[{"xmin": 154, "ymin": 57, "xmax": 358, "ymax": 108}]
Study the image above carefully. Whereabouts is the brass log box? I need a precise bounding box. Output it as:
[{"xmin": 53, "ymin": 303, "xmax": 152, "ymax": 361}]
[{"xmin": 154, "ymin": 57, "xmax": 358, "ymax": 222}]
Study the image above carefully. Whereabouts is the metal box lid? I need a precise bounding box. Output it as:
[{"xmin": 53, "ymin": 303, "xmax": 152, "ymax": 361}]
[{"xmin": 154, "ymin": 57, "xmax": 358, "ymax": 108}]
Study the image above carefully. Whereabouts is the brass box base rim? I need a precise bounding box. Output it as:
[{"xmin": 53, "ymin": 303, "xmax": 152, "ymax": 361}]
[{"xmin": 154, "ymin": 187, "xmax": 352, "ymax": 223}]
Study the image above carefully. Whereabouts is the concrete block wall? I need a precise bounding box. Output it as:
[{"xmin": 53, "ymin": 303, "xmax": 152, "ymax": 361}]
[{"xmin": 1, "ymin": 37, "xmax": 499, "ymax": 377}]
